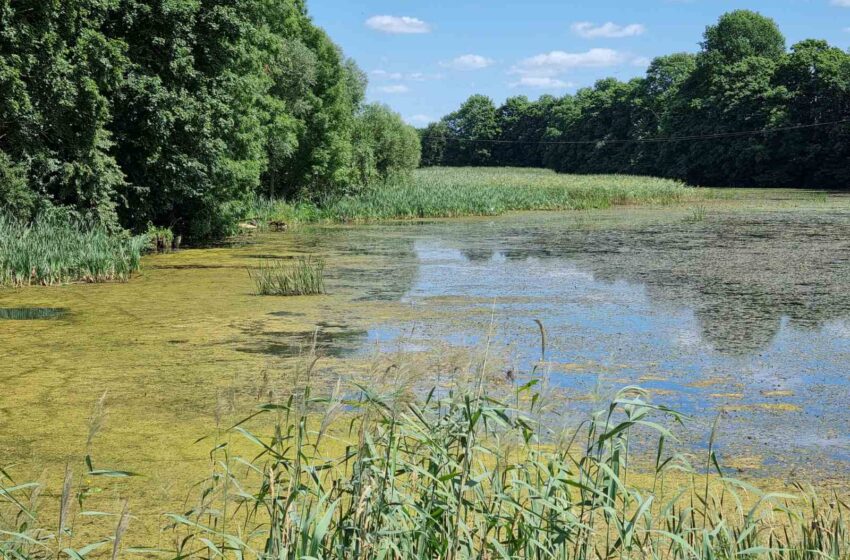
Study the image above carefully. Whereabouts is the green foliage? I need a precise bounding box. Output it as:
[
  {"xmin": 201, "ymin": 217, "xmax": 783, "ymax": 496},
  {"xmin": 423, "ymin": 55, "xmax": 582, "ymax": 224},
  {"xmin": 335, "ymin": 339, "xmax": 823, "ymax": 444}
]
[
  {"xmin": 0, "ymin": 150, "xmax": 36, "ymax": 221},
  {"xmin": 352, "ymin": 104, "xmax": 421, "ymax": 187},
  {"xmin": 0, "ymin": 0, "xmax": 128, "ymax": 228},
  {"xmin": 143, "ymin": 223, "xmax": 175, "ymax": 253},
  {"xmin": 323, "ymin": 167, "xmax": 696, "ymax": 221},
  {"xmin": 701, "ymin": 9, "xmax": 786, "ymax": 65},
  {"xmin": 5, "ymin": 376, "xmax": 848, "ymax": 558},
  {"xmin": 421, "ymin": 11, "xmax": 850, "ymax": 190},
  {"xmin": 0, "ymin": 0, "xmax": 420, "ymax": 240},
  {"xmin": 441, "ymin": 94, "xmax": 500, "ymax": 166},
  {"xmin": 0, "ymin": 212, "xmax": 145, "ymax": 286},
  {"xmin": 249, "ymin": 257, "xmax": 325, "ymax": 296}
]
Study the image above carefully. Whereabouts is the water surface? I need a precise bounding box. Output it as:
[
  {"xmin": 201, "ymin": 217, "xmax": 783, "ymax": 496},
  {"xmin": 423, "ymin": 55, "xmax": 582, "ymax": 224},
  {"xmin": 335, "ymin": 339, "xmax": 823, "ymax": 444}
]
[{"xmin": 2, "ymin": 194, "xmax": 849, "ymax": 514}]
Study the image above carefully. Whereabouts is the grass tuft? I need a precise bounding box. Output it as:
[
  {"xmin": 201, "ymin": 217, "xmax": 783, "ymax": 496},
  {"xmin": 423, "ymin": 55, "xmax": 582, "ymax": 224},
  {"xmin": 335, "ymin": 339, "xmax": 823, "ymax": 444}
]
[
  {"xmin": 2, "ymin": 367, "xmax": 849, "ymax": 559},
  {"xmin": 0, "ymin": 213, "xmax": 146, "ymax": 287},
  {"xmin": 249, "ymin": 257, "xmax": 326, "ymax": 296},
  {"xmin": 239, "ymin": 168, "xmax": 706, "ymax": 230}
]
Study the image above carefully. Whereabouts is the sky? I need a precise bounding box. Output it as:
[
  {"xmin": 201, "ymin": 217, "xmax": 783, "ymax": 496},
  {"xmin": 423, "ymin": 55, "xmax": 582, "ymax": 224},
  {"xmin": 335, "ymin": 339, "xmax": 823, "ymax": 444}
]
[{"xmin": 308, "ymin": 1, "xmax": 850, "ymax": 127}]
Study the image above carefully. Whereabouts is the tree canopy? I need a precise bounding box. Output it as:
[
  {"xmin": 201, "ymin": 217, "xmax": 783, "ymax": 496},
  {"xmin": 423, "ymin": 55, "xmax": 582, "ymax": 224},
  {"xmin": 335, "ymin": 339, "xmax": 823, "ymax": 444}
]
[
  {"xmin": 421, "ymin": 11, "xmax": 850, "ymax": 189},
  {"xmin": 0, "ymin": 0, "xmax": 420, "ymax": 237}
]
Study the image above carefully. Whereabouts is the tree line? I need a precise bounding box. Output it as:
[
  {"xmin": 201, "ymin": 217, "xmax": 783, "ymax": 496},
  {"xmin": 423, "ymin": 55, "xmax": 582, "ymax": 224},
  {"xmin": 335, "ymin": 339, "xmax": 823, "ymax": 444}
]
[
  {"xmin": 421, "ymin": 11, "xmax": 850, "ymax": 189},
  {"xmin": 0, "ymin": 0, "xmax": 420, "ymax": 238}
]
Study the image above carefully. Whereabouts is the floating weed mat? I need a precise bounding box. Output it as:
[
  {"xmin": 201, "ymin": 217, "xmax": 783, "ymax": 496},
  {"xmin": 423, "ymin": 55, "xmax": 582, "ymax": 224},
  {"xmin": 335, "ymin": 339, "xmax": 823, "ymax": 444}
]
[
  {"xmin": 0, "ymin": 307, "xmax": 67, "ymax": 320},
  {"xmin": 2, "ymin": 376, "xmax": 850, "ymax": 559},
  {"xmin": 249, "ymin": 257, "xmax": 325, "ymax": 296},
  {"xmin": 0, "ymin": 214, "xmax": 146, "ymax": 287}
]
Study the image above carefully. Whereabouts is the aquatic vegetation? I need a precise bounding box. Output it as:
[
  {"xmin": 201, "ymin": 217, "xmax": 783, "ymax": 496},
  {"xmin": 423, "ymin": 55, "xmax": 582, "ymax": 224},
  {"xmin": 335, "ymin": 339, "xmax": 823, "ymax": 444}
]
[
  {"xmin": 685, "ymin": 204, "xmax": 708, "ymax": 222},
  {"xmin": 0, "ymin": 307, "xmax": 67, "ymax": 320},
  {"xmin": 143, "ymin": 223, "xmax": 177, "ymax": 253},
  {"xmin": 249, "ymin": 257, "xmax": 326, "ymax": 296},
  {"xmin": 325, "ymin": 168, "xmax": 701, "ymax": 221},
  {"xmin": 0, "ymin": 214, "xmax": 146, "ymax": 287},
  {"xmin": 2, "ymin": 378, "xmax": 848, "ymax": 559},
  {"xmin": 237, "ymin": 194, "xmax": 323, "ymax": 232},
  {"xmin": 241, "ymin": 168, "xmax": 705, "ymax": 228}
]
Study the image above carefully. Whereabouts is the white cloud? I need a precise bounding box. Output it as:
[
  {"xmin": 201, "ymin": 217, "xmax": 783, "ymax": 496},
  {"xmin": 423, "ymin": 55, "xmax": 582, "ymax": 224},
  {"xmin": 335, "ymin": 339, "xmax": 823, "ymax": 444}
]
[
  {"xmin": 408, "ymin": 114, "xmax": 434, "ymax": 125},
  {"xmin": 510, "ymin": 76, "xmax": 574, "ymax": 89},
  {"xmin": 631, "ymin": 56, "xmax": 651, "ymax": 67},
  {"xmin": 407, "ymin": 72, "xmax": 445, "ymax": 81},
  {"xmin": 377, "ymin": 84, "xmax": 409, "ymax": 94},
  {"xmin": 571, "ymin": 22, "xmax": 646, "ymax": 39},
  {"xmin": 366, "ymin": 15, "xmax": 431, "ymax": 34},
  {"xmin": 831, "ymin": 0, "xmax": 850, "ymax": 6},
  {"xmin": 371, "ymin": 70, "xmax": 444, "ymax": 83},
  {"xmin": 440, "ymin": 54, "xmax": 495, "ymax": 70},
  {"xmin": 511, "ymin": 49, "xmax": 627, "ymax": 79},
  {"xmin": 370, "ymin": 69, "xmax": 403, "ymax": 80}
]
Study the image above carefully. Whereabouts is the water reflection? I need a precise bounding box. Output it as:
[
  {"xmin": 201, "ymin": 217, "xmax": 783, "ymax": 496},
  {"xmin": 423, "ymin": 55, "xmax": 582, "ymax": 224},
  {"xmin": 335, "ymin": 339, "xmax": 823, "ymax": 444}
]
[
  {"xmin": 449, "ymin": 212, "xmax": 850, "ymax": 355},
  {"xmin": 333, "ymin": 207, "xmax": 850, "ymax": 471}
]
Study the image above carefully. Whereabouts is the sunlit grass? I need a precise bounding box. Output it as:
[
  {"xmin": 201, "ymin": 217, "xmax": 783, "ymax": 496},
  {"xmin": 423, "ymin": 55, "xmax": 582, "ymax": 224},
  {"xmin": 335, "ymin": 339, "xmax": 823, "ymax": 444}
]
[
  {"xmin": 249, "ymin": 257, "xmax": 326, "ymax": 296},
  {"xmin": 324, "ymin": 167, "xmax": 702, "ymax": 221},
  {"xmin": 2, "ymin": 370, "xmax": 847, "ymax": 559},
  {"xmin": 240, "ymin": 168, "xmax": 706, "ymax": 229},
  {"xmin": 0, "ymin": 214, "xmax": 146, "ymax": 287}
]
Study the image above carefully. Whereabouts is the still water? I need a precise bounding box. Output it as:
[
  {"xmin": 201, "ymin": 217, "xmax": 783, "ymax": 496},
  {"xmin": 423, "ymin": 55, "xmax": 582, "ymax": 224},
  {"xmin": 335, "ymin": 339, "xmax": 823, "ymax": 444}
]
[{"xmin": 2, "ymin": 195, "xmax": 849, "ymax": 488}]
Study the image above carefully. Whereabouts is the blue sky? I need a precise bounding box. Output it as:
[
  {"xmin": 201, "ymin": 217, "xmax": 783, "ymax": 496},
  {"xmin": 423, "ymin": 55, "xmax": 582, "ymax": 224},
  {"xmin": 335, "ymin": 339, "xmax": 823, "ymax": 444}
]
[{"xmin": 308, "ymin": 1, "xmax": 850, "ymax": 127}]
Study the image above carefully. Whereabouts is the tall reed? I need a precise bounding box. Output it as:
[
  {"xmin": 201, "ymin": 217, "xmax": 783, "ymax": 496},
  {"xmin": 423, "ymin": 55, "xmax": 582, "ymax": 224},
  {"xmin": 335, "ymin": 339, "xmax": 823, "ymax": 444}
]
[
  {"xmin": 0, "ymin": 213, "xmax": 146, "ymax": 287},
  {"xmin": 161, "ymin": 378, "xmax": 848, "ymax": 560},
  {"xmin": 238, "ymin": 168, "xmax": 705, "ymax": 229},
  {"xmin": 249, "ymin": 257, "xmax": 326, "ymax": 296},
  {"xmin": 2, "ymin": 354, "xmax": 847, "ymax": 559}
]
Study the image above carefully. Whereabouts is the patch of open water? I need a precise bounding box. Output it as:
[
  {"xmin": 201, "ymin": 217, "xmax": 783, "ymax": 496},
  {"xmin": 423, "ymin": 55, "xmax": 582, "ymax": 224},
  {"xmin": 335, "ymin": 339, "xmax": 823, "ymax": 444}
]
[{"xmin": 325, "ymin": 205, "xmax": 850, "ymax": 472}]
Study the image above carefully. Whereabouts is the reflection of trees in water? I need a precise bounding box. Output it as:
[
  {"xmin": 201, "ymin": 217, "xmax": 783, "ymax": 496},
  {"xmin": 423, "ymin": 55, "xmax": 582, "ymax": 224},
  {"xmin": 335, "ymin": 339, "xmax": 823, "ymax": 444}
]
[{"xmin": 456, "ymin": 215, "xmax": 850, "ymax": 354}]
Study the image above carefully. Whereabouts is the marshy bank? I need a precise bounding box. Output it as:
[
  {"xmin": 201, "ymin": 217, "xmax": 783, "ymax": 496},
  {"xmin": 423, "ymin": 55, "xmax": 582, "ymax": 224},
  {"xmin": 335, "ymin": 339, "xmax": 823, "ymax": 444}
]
[
  {"xmin": 240, "ymin": 167, "xmax": 705, "ymax": 228},
  {"xmin": 0, "ymin": 214, "xmax": 146, "ymax": 287},
  {"xmin": 3, "ymin": 372, "xmax": 849, "ymax": 559},
  {"xmin": 2, "ymin": 189, "xmax": 849, "ymax": 551},
  {"xmin": 1, "ymin": 169, "xmax": 701, "ymax": 287}
]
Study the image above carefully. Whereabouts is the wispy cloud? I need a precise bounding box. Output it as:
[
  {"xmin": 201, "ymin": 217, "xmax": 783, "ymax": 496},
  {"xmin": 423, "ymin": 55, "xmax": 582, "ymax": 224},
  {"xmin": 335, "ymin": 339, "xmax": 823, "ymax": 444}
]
[
  {"xmin": 440, "ymin": 54, "xmax": 495, "ymax": 70},
  {"xmin": 366, "ymin": 15, "xmax": 431, "ymax": 34},
  {"xmin": 376, "ymin": 84, "xmax": 410, "ymax": 94},
  {"xmin": 370, "ymin": 69, "xmax": 403, "ymax": 80},
  {"xmin": 831, "ymin": 0, "xmax": 850, "ymax": 6},
  {"xmin": 407, "ymin": 114, "xmax": 434, "ymax": 125},
  {"xmin": 371, "ymin": 70, "xmax": 444, "ymax": 82},
  {"xmin": 510, "ymin": 76, "xmax": 574, "ymax": 89},
  {"xmin": 571, "ymin": 22, "xmax": 646, "ymax": 39},
  {"xmin": 511, "ymin": 49, "xmax": 627, "ymax": 79}
]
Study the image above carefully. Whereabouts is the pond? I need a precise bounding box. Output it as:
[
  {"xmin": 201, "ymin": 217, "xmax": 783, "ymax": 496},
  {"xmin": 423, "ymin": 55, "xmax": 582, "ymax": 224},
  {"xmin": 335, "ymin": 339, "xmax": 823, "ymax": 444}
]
[{"xmin": 2, "ymin": 192, "xmax": 849, "ymax": 525}]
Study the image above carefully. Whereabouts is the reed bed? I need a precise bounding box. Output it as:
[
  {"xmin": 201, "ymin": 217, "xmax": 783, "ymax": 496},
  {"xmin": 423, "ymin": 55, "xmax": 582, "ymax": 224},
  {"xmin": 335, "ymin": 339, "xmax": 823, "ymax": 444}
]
[
  {"xmin": 2, "ymin": 371, "xmax": 846, "ymax": 560},
  {"xmin": 239, "ymin": 168, "xmax": 704, "ymax": 229},
  {"xmin": 0, "ymin": 214, "xmax": 146, "ymax": 287},
  {"xmin": 324, "ymin": 168, "xmax": 700, "ymax": 222},
  {"xmin": 249, "ymin": 257, "xmax": 326, "ymax": 296}
]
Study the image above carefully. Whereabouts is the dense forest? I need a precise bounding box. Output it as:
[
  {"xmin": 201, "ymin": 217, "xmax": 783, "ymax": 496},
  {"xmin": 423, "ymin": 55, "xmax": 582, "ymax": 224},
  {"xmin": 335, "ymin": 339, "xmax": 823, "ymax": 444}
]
[
  {"xmin": 421, "ymin": 11, "xmax": 850, "ymax": 189},
  {"xmin": 0, "ymin": 0, "xmax": 420, "ymax": 238}
]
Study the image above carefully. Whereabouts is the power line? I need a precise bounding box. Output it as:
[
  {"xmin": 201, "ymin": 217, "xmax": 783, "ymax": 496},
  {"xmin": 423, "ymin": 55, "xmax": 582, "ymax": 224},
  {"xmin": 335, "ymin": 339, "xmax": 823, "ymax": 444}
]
[{"xmin": 431, "ymin": 118, "xmax": 850, "ymax": 146}]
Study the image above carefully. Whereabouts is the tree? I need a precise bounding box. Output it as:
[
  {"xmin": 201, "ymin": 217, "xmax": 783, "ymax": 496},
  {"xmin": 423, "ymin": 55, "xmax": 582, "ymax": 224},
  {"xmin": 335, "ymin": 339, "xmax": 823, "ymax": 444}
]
[
  {"xmin": 420, "ymin": 122, "xmax": 450, "ymax": 166},
  {"xmin": 701, "ymin": 10, "xmax": 785, "ymax": 66},
  {"xmin": 426, "ymin": 11, "xmax": 850, "ymax": 189},
  {"xmin": 441, "ymin": 95, "xmax": 500, "ymax": 166},
  {"xmin": 771, "ymin": 40, "xmax": 850, "ymax": 186},
  {"xmin": 352, "ymin": 104, "xmax": 421, "ymax": 186},
  {"xmin": 0, "ymin": 0, "xmax": 128, "ymax": 227}
]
